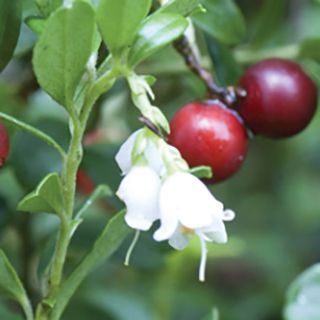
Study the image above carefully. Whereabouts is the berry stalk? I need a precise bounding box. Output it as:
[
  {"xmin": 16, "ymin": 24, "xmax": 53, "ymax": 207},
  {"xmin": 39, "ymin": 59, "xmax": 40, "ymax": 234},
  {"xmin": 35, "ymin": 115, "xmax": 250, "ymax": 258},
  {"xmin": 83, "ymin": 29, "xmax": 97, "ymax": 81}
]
[{"xmin": 173, "ymin": 35, "xmax": 246, "ymax": 106}]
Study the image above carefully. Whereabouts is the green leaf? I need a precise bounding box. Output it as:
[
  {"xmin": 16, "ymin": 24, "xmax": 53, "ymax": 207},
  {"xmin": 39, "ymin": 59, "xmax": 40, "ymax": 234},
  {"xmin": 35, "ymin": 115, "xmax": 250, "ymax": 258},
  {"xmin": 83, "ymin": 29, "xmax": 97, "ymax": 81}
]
[
  {"xmin": 250, "ymin": 0, "xmax": 287, "ymax": 47},
  {"xmin": 299, "ymin": 38, "xmax": 320, "ymax": 60},
  {"xmin": 202, "ymin": 308, "xmax": 219, "ymax": 320},
  {"xmin": 193, "ymin": 0, "xmax": 246, "ymax": 45},
  {"xmin": 18, "ymin": 172, "xmax": 64, "ymax": 215},
  {"xmin": 25, "ymin": 16, "xmax": 46, "ymax": 34},
  {"xmin": 0, "ymin": 112, "xmax": 65, "ymax": 160},
  {"xmin": 33, "ymin": 1, "xmax": 96, "ymax": 109},
  {"xmin": 0, "ymin": 250, "xmax": 30, "ymax": 314},
  {"xmin": 301, "ymin": 60, "xmax": 320, "ymax": 87},
  {"xmin": 97, "ymin": 0, "xmax": 151, "ymax": 56},
  {"xmin": 158, "ymin": 0, "xmax": 203, "ymax": 16},
  {"xmin": 50, "ymin": 211, "xmax": 132, "ymax": 320},
  {"xmin": 205, "ymin": 35, "xmax": 242, "ymax": 86},
  {"xmin": 189, "ymin": 165, "xmax": 212, "ymax": 179},
  {"xmin": 284, "ymin": 264, "xmax": 320, "ymax": 320},
  {"xmin": 36, "ymin": 0, "xmax": 63, "ymax": 17},
  {"xmin": 0, "ymin": 303, "xmax": 23, "ymax": 320},
  {"xmin": 0, "ymin": 0, "xmax": 22, "ymax": 71},
  {"xmin": 128, "ymin": 13, "xmax": 188, "ymax": 67}
]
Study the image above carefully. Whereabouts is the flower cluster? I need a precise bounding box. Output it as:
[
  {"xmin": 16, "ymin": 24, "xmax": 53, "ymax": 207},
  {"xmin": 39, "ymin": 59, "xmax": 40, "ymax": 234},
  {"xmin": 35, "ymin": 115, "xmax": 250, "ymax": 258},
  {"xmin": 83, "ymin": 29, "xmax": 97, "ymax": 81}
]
[{"xmin": 115, "ymin": 127, "xmax": 235, "ymax": 281}]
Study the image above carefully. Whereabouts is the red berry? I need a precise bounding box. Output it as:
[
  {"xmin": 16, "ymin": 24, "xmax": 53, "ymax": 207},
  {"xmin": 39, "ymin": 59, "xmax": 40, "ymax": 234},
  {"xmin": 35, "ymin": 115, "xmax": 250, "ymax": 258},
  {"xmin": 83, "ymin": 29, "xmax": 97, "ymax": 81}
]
[
  {"xmin": 168, "ymin": 101, "xmax": 248, "ymax": 183},
  {"xmin": 0, "ymin": 123, "xmax": 9, "ymax": 167},
  {"xmin": 76, "ymin": 169, "xmax": 96, "ymax": 195},
  {"xmin": 238, "ymin": 58, "xmax": 317, "ymax": 138}
]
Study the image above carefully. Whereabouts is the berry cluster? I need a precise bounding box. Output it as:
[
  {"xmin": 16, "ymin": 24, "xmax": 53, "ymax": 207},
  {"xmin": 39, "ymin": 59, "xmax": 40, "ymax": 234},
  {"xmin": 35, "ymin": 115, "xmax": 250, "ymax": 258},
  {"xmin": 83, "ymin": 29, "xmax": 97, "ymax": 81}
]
[{"xmin": 168, "ymin": 58, "xmax": 318, "ymax": 183}]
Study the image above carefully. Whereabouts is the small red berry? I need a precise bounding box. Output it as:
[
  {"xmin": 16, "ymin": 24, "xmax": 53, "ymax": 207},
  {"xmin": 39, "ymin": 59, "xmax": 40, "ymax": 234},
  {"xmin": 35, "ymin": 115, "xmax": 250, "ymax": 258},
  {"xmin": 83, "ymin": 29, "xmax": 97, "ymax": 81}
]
[
  {"xmin": 168, "ymin": 101, "xmax": 248, "ymax": 183},
  {"xmin": 238, "ymin": 58, "xmax": 318, "ymax": 138},
  {"xmin": 0, "ymin": 123, "xmax": 9, "ymax": 167},
  {"xmin": 76, "ymin": 169, "xmax": 96, "ymax": 195}
]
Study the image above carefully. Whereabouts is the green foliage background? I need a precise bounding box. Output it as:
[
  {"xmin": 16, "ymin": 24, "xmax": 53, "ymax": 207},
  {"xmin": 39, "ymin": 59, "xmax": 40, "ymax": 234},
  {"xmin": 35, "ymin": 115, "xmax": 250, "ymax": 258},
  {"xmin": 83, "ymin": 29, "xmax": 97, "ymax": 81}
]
[{"xmin": 1, "ymin": 0, "xmax": 320, "ymax": 319}]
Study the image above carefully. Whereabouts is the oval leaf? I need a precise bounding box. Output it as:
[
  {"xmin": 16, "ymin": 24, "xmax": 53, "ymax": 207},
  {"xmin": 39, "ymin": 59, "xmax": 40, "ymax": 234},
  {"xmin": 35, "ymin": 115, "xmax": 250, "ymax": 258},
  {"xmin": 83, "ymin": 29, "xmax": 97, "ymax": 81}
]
[
  {"xmin": 284, "ymin": 264, "xmax": 320, "ymax": 320},
  {"xmin": 192, "ymin": 0, "xmax": 246, "ymax": 45},
  {"xmin": 158, "ymin": 0, "xmax": 203, "ymax": 16},
  {"xmin": 0, "ymin": 250, "xmax": 29, "ymax": 307},
  {"xmin": 33, "ymin": 1, "xmax": 95, "ymax": 110},
  {"xmin": 0, "ymin": 0, "xmax": 22, "ymax": 72},
  {"xmin": 128, "ymin": 13, "xmax": 188, "ymax": 67},
  {"xmin": 18, "ymin": 172, "xmax": 63, "ymax": 215},
  {"xmin": 97, "ymin": 0, "xmax": 151, "ymax": 56}
]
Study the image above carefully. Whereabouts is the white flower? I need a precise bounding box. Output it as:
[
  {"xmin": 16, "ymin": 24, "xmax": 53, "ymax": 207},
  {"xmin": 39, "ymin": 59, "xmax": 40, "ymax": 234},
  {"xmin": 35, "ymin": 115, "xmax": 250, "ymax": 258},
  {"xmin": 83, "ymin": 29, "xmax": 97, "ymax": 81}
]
[
  {"xmin": 116, "ymin": 166, "xmax": 161, "ymax": 231},
  {"xmin": 115, "ymin": 129, "xmax": 164, "ymax": 175},
  {"xmin": 115, "ymin": 129, "xmax": 234, "ymax": 281},
  {"xmin": 153, "ymin": 172, "xmax": 235, "ymax": 281}
]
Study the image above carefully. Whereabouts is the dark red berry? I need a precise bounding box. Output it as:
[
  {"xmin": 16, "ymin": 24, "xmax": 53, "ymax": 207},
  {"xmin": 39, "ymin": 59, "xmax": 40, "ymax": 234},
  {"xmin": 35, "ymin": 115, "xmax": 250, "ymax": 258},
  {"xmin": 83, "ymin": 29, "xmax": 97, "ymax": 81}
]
[
  {"xmin": 0, "ymin": 123, "xmax": 9, "ymax": 167},
  {"xmin": 168, "ymin": 100, "xmax": 248, "ymax": 183},
  {"xmin": 238, "ymin": 58, "xmax": 317, "ymax": 138}
]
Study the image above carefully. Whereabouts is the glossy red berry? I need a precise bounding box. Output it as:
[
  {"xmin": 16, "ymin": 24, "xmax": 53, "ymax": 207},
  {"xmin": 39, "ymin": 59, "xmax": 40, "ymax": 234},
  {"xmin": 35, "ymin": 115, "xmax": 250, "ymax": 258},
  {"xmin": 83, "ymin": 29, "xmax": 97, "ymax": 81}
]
[
  {"xmin": 0, "ymin": 123, "xmax": 9, "ymax": 167},
  {"xmin": 238, "ymin": 58, "xmax": 317, "ymax": 138},
  {"xmin": 168, "ymin": 100, "xmax": 248, "ymax": 183}
]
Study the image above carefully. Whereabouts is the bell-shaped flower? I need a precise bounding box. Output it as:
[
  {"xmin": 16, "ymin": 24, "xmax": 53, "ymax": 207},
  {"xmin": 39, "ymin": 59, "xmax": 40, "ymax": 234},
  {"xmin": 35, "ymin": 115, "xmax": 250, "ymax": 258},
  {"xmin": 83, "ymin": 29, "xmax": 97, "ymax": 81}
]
[
  {"xmin": 116, "ymin": 165, "xmax": 161, "ymax": 231},
  {"xmin": 115, "ymin": 129, "xmax": 164, "ymax": 175},
  {"xmin": 153, "ymin": 171, "xmax": 235, "ymax": 281}
]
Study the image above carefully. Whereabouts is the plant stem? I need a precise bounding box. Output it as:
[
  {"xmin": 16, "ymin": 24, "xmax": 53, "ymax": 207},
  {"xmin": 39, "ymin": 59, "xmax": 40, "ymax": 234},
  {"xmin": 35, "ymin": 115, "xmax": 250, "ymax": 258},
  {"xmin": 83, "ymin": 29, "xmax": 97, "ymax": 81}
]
[
  {"xmin": 35, "ymin": 65, "xmax": 119, "ymax": 320},
  {"xmin": 22, "ymin": 296, "xmax": 35, "ymax": 320},
  {"xmin": 50, "ymin": 211, "xmax": 131, "ymax": 320},
  {"xmin": 173, "ymin": 35, "xmax": 246, "ymax": 106}
]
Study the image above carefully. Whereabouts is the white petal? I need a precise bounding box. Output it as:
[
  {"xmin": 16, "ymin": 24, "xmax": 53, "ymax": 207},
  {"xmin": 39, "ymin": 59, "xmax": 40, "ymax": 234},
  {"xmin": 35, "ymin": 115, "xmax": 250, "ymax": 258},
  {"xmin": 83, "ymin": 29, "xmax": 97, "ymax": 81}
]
[
  {"xmin": 200, "ymin": 219, "xmax": 228, "ymax": 244},
  {"xmin": 159, "ymin": 172, "xmax": 223, "ymax": 230},
  {"xmin": 168, "ymin": 225, "xmax": 192, "ymax": 250},
  {"xmin": 115, "ymin": 129, "xmax": 142, "ymax": 175},
  {"xmin": 153, "ymin": 200, "xmax": 179, "ymax": 241},
  {"xmin": 117, "ymin": 166, "xmax": 161, "ymax": 231},
  {"xmin": 144, "ymin": 141, "xmax": 165, "ymax": 176},
  {"xmin": 125, "ymin": 213, "xmax": 154, "ymax": 231}
]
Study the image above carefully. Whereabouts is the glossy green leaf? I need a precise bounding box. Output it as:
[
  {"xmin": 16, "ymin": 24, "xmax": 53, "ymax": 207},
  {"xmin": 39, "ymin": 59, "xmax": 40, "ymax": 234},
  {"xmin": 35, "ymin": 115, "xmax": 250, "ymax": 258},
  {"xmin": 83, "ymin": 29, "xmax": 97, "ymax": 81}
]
[
  {"xmin": 284, "ymin": 264, "xmax": 320, "ymax": 320},
  {"xmin": 36, "ymin": 0, "xmax": 63, "ymax": 17},
  {"xmin": 0, "ymin": 0, "xmax": 22, "ymax": 71},
  {"xmin": 193, "ymin": 0, "xmax": 246, "ymax": 45},
  {"xmin": 158, "ymin": 0, "xmax": 203, "ymax": 16},
  {"xmin": 128, "ymin": 13, "xmax": 188, "ymax": 67},
  {"xmin": 0, "ymin": 250, "xmax": 30, "ymax": 311},
  {"xmin": 18, "ymin": 172, "xmax": 63, "ymax": 215},
  {"xmin": 33, "ymin": 1, "xmax": 95, "ymax": 109},
  {"xmin": 50, "ymin": 211, "xmax": 132, "ymax": 320},
  {"xmin": 97, "ymin": 0, "xmax": 151, "ymax": 56}
]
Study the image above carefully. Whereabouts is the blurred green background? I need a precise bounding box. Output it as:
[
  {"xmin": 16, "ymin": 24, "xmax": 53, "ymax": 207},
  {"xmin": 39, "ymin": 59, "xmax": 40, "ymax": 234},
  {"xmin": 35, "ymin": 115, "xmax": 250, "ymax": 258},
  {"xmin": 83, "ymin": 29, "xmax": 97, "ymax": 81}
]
[{"xmin": 1, "ymin": 0, "xmax": 320, "ymax": 319}]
